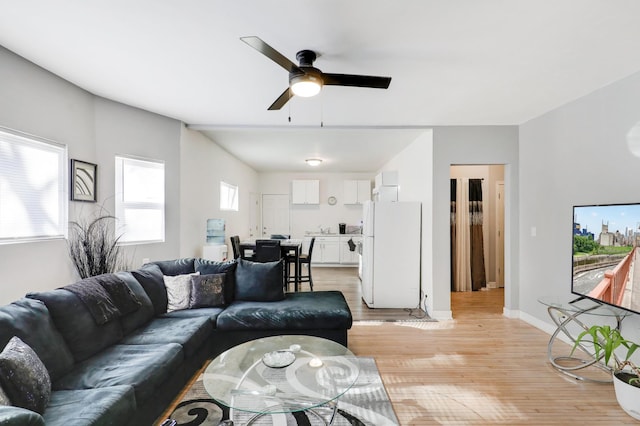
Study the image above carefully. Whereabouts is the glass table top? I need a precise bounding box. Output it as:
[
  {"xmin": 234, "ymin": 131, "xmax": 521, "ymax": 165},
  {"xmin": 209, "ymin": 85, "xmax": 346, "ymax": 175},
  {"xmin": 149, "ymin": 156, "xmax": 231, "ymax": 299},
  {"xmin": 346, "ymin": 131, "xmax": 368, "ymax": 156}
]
[
  {"xmin": 203, "ymin": 335, "xmax": 360, "ymax": 415},
  {"xmin": 538, "ymin": 295, "xmax": 633, "ymax": 318}
]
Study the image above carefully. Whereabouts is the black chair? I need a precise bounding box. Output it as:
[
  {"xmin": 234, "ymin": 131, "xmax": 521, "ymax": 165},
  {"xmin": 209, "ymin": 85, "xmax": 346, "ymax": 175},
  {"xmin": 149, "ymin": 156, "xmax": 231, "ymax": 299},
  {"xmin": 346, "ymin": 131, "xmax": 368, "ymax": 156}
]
[
  {"xmin": 254, "ymin": 239, "xmax": 282, "ymax": 263},
  {"xmin": 298, "ymin": 237, "xmax": 315, "ymax": 291},
  {"xmin": 230, "ymin": 235, "xmax": 241, "ymax": 259}
]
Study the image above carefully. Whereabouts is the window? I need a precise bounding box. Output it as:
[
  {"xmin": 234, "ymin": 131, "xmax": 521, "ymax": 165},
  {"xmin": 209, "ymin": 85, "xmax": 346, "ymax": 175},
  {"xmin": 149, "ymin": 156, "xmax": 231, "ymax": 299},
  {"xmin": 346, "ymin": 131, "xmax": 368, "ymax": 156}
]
[
  {"xmin": 115, "ymin": 156, "xmax": 165, "ymax": 244},
  {"xmin": 220, "ymin": 181, "xmax": 239, "ymax": 211},
  {"xmin": 0, "ymin": 127, "xmax": 67, "ymax": 243}
]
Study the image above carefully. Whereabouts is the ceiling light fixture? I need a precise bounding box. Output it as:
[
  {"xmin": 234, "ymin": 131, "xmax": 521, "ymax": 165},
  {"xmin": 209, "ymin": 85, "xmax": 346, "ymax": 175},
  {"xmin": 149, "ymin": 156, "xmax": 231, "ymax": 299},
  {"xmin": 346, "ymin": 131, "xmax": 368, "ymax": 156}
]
[
  {"xmin": 305, "ymin": 158, "xmax": 322, "ymax": 167},
  {"xmin": 290, "ymin": 74, "xmax": 322, "ymax": 97}
]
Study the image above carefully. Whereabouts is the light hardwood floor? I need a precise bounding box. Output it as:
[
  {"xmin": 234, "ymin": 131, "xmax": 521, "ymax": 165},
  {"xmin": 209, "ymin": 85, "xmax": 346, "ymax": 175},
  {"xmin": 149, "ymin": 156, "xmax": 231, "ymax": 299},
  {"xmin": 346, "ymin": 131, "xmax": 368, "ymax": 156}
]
[
  {"xmin": 159, "ymin": 267, "xmax": 633, "ymax": 425},
  {"xmin": 312, "ymin": 267, "xmax": 634, "ymax": 425}
]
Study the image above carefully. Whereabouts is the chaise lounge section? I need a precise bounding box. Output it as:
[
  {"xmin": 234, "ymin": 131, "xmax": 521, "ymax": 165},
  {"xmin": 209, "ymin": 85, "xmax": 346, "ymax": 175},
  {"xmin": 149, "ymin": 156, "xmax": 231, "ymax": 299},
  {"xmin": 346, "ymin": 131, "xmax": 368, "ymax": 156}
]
[{"xmin": 0, "ymin": 257, "xmax": 352, "ymax": 425}]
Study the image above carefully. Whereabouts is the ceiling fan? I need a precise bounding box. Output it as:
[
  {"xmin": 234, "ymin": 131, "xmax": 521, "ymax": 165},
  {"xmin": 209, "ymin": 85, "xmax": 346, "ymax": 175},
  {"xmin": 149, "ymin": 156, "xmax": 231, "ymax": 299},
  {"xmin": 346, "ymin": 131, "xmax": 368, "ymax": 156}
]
[{"xmin": 240, "ymin": 36, "xmax": 392, "ymax": 110}]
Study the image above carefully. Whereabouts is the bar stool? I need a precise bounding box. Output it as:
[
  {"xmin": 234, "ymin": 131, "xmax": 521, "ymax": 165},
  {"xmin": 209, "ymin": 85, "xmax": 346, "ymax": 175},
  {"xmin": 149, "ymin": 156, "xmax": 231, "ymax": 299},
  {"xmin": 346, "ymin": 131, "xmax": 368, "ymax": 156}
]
[{"xmin": 298, "ymin": 237, "xmax": 315, "ymax": 291}]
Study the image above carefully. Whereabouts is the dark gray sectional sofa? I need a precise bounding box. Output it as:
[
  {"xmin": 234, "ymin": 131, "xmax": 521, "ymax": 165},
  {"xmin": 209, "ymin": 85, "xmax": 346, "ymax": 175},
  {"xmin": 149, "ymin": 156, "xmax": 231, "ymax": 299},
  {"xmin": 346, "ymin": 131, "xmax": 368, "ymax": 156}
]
[{"xmin": 0, "ymin": 257, "xmax": 352, "ymax": 426}]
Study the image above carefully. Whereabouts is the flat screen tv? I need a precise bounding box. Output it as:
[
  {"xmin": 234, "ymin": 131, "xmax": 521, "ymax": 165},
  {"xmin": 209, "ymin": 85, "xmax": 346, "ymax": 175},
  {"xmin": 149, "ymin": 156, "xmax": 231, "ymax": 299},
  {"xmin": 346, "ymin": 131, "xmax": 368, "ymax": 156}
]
[{"xmin": 572, "ymin": 203, "xmax": 640, "ymax": 314}]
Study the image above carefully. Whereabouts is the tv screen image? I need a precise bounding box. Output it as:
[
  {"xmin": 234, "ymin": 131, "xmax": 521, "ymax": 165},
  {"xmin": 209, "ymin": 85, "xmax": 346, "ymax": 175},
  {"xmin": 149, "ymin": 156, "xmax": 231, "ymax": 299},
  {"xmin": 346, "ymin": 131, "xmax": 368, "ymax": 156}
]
[{"xmin": 572, "ymin": 203, "xmax": 640, "ymax": 315}]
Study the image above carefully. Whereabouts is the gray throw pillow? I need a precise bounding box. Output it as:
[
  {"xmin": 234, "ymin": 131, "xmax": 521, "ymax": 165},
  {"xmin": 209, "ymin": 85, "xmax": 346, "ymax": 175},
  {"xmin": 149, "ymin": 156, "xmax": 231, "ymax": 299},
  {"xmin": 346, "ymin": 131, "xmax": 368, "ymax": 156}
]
[
  {"xmin": 189, "ymin": 273, "xmax": 226, "ymax": 308},
  {"xmin": 0, "ymin": 336, "xmax": 51, "ymax": 414},
  {"xmin": 234, "ymin": 258, "xmax": 285, "ymax": 302}
]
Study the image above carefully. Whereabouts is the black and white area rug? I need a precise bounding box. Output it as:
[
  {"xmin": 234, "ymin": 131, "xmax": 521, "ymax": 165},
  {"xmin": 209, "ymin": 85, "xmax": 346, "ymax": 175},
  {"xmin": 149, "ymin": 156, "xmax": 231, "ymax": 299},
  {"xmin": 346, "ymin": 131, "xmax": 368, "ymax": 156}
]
[{"xmin": 169, "ymin": 357, "xmax": 399, "ymax": 425}]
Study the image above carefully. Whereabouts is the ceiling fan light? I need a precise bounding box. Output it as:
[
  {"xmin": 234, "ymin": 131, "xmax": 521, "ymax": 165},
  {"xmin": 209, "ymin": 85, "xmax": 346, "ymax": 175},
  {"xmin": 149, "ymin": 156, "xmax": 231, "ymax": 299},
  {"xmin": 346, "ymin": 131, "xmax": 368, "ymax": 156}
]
[
  {"xmin": 291, "ymin": 75, "xmax": 322, "ymax": 97},
  {"xmin": 305, "ymin": 158, "xmax": 322, "ymax": 167}
]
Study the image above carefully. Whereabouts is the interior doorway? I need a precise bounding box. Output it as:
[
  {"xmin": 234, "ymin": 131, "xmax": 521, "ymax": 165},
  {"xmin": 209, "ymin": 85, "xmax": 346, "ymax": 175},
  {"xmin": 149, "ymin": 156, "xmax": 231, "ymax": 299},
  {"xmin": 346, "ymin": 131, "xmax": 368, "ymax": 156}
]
[
  {"xmin": 450, "ymin": 165, "xmax": 505, "ymax": 314},
  {"xmin": 261, "ymin": 194, "xmax": 290, "ymax": 238}
]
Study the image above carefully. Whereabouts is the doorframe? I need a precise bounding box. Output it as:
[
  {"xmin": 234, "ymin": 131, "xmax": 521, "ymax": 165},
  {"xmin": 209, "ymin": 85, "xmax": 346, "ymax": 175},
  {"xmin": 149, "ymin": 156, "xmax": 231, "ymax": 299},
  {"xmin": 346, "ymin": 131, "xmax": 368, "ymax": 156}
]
[
  {"xmin": 449, "ymin": 165, "xmax": 506, "ymax": 311},
  {"xmin": 495, "ymin": 181, "xmax": 505, "ymax": 288}
]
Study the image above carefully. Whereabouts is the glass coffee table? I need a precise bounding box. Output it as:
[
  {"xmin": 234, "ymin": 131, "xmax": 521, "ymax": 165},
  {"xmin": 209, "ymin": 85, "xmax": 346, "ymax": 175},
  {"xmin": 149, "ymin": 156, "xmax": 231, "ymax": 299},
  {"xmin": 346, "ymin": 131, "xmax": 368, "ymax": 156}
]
[{"xmin": 203, "ymin": 335, "xmax": 360, "ymax": 425}]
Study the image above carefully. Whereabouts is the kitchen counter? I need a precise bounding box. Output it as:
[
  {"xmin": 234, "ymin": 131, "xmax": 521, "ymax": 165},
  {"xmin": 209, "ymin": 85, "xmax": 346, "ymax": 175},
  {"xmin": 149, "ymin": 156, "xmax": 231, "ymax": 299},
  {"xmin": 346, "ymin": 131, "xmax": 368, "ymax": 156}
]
[{"xmin": 301, "ymin": 234, "xmax": 362, "ymax": 266}]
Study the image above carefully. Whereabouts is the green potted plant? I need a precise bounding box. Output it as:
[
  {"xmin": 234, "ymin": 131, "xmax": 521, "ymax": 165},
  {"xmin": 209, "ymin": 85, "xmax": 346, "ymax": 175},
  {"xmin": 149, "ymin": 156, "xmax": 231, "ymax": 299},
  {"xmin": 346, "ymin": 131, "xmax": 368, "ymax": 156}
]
[{"xmin": 572, "ymin": 325, "xmax": 640, "ymax": 419}]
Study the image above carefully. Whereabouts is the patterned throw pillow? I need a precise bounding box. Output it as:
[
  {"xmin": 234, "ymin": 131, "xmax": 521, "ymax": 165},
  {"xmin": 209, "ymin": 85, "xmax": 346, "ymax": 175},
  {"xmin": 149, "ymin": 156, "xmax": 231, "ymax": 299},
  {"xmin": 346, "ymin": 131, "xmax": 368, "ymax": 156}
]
[
  {"xmin": 164, "ymin": 272, "xmax": 200, "ymax": 312},
  {"xmin": 189, "ymin": 273, "xmax": 226, "ymax": 308},
  {"xmin": 0, "ymin": 336, "xmax": 51, "ymax": 414}
]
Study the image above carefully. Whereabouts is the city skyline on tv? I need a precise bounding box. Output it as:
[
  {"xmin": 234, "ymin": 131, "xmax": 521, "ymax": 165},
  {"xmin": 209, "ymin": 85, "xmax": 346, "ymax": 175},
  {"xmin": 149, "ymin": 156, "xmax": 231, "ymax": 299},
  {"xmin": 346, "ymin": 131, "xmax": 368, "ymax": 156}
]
[{"xmin": 574, "ymin": 203, "xmax": 640, "ymax": 240}]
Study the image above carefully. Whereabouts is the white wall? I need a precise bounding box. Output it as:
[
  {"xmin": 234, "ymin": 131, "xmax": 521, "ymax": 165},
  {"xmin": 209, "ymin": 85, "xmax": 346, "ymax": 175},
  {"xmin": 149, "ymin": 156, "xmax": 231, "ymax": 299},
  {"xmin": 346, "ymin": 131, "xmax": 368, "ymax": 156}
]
[
  {"xmin": 0, "ymin": 46, "xmax": 183, "ymax": 305},
  {"xmin": 377, "ymin": 130, "xmax": 434, "ymax": 314},
  {"xmin": 432, "ymin": 126, "xmax": 519, "ymax": 319},
  {"xmin": 257, "ymin": 172, "xmax": 375, "ymax": 238},
  {"xmin": 180, "ymin": 126, "xmax": 259, "ymax": 258},
  {"xmin": 94, "ymin": 98, "xmax": 182, "ymax": 267},
  {"xmin": 519, "ymin": 69, "xmax": 640, "ymax": 337}
]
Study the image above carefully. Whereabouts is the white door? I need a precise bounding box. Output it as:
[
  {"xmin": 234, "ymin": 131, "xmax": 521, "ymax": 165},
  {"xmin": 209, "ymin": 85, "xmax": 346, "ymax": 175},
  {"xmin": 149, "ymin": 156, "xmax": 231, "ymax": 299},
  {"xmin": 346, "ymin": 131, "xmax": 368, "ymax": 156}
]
[{"xmin": 262, "ymin": 194, "xmax": 290, "ymax": 237}]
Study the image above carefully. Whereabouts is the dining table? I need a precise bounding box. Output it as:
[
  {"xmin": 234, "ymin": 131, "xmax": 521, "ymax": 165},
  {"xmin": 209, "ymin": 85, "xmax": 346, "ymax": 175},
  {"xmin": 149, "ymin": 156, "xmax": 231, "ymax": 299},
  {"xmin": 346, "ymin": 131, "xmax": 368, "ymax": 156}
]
[{"xmin": 239, "ymin": 239, "xmax": 303, "ymax": 292}]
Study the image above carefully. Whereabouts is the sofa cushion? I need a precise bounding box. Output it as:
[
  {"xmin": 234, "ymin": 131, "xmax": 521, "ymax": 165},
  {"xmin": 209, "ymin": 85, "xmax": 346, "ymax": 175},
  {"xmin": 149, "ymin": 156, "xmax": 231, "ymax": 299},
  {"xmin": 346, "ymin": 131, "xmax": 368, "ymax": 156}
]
[
  {"xmin": 160, "ymin": 307, "xmax": 225, "ymax": 326},
  {"xmin": 234, "ymin": 258, "xmax": 284, "ymax": 302},
  {"xmin": 0, "ymin": 406, "xmax": 44, "ymax": 425},
  {"xmin": 194, "ymin": 259, "xmax": 237, "ymax": 304},
  {"xmin": 43, "ymin": 386, "xmax": 135, "ymax": 426},
  {"xmin": 115, "ymin": 271, "xmax": 155, "ymax": 335},
  {"xmin": 26, "ymin": 290, "xmax": 123, "ymax": 363},
  {"xmin": 0, "ymin": 298, "xmax": 74, "ymax": 381},
  {"xmin": 131, "ymin": 264, "xmax": 167, "ymax": 315},
  {"xmin": 54, "ymin": 343, "xmax": 183, "ymax": 406},
  {"xmin": 217, "ymin": 291, "xmax": 353, "ymax": 331},
  {"xmin": 152, "ymin": 258, "xmax": 196, "ymax": 275},
  {"xmin": 190, "ymin": 274, "xmax": 226, "ymax": 308},
  {"xmin": 120, "ymin": 316, "xmax": 212, "ymax": 358},
  {"xmin": 164, "ymin": 272, "xmax": 199, "ymax": 312},
  {"xmin": 0, "ymin": 337, "xmax": 51, "ymax": 415}
]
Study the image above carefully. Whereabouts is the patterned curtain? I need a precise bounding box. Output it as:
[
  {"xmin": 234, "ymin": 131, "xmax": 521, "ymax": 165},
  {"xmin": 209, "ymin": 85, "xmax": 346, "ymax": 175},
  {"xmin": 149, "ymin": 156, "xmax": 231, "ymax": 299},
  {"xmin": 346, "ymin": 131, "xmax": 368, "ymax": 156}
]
[
  {"xmin": 469, "ymin": 179, "xmax": 487, "ymax": 290},
  {"xmin": 451, "ymin": 178, "xmax": 472, "ymax": 292}
]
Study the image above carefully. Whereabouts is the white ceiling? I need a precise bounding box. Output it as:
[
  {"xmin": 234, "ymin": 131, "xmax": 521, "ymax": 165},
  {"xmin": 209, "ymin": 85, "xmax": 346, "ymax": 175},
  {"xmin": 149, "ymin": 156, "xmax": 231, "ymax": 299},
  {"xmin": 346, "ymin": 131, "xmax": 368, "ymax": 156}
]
[{"xmin": 2, "ymin": 1, "xmax": 640, "ymax": 171}]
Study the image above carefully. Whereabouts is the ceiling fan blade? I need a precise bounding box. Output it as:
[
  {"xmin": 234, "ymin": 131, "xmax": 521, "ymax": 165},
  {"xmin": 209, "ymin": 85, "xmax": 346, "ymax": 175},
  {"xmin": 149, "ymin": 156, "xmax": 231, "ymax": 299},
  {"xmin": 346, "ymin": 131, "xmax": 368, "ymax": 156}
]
[
  {"xmin": 240, "ymin": 36, "xmax": 301, "ymax": 73},
  {"xmin": 322, "ymin": 73, "xmax": 391, "ymax": 89},
  {"xmin": 268, "ymin": 87, "xmax": 293, "ymax": 110}
]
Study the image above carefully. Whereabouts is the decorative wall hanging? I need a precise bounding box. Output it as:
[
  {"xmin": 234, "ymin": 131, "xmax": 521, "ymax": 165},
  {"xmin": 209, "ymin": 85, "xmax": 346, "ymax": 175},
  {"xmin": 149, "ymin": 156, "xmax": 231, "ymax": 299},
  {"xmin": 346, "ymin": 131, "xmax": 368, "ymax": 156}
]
[{"xmin": 70, "ymin": 159, "xmax": 97, "ymax": 202}]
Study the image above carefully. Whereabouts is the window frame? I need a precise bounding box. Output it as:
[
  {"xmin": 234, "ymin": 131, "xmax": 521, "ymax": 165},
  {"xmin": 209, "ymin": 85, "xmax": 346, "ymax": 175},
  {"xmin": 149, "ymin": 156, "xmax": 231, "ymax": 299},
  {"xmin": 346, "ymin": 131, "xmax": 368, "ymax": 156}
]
[
  {"xmin": 220, "ymin": 181, "xmax": 239, "ymax": 212},
  {"xmin": 115, "ymin": 155, "xmax": 165, "ymax": 245},
  {"xmin": 0, "ymin": 126, "xmax": 68, "ymax": 244}
]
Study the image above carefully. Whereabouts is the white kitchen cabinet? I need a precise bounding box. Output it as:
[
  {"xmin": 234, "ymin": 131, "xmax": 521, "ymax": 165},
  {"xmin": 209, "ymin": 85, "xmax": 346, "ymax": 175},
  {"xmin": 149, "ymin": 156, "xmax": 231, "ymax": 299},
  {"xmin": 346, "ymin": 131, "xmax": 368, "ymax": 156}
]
[
  {"xmin": 375, "ymin": 171, "xmax": 398, "ymax": 188},
  {"xmin": 343, "ymin": 180, "xmax": 371, "ymax": 204},
  {"xmin": 291, "ymin": 180, "xmax": 320, "ymax": 205},
  {"xmin": 312, "ymin": 236, "xmax": 340, "ymax": 264},
  {"xmin": 339, "ymin": 236, "xmax": 362, "ymax": 264}
]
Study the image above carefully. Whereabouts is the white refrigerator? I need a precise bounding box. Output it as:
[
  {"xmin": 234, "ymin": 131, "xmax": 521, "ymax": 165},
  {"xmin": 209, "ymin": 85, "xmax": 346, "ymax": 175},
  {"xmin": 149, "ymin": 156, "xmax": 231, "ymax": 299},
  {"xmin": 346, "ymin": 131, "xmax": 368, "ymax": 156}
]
[{"xmin": 361, "ymin": 200, "xmax": 421, "ymax": 308}]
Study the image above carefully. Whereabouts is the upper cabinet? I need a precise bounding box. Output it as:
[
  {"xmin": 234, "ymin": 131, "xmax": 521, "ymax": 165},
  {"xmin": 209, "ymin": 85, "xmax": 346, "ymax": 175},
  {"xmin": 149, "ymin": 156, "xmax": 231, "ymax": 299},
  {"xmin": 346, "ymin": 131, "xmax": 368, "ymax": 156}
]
[
  {"xmin": 291, "ymin": 179, "xmax": 320, "ymax": 205},
  {"xmin": 343, "ymin": 179, "xmax": 371, "ymax": 205},
  {"xmin": 374, "ymin": 170, "xmax": 399, "ymax": 188}
]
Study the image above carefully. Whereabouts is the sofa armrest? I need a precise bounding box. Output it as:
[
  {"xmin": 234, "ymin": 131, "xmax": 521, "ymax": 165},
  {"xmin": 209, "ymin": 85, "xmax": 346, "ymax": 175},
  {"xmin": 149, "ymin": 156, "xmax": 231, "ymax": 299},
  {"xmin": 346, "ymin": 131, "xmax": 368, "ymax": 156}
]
[{"xmin": 0, "ymin": 406, "xmax": 45, "ymax": 425}]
